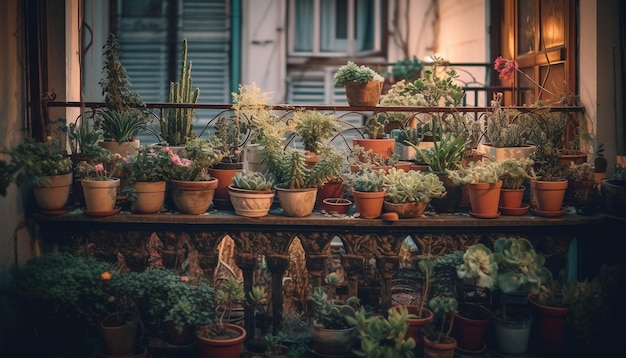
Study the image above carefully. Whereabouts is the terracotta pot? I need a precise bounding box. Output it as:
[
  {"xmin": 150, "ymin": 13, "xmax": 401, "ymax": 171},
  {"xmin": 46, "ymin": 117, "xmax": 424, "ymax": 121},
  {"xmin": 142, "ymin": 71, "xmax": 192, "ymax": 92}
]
[
  {"xmin": 196, "ymin": 324, "xmax": 246, "ymax": 358},
  {"xmin": 275, "ymin": 186, "xmax": 317, "ymax": 217},
  {"xmin": 131, "ymin": 181, "xmax": 166, "ymax": 214},
  {"xmin": 208, "ymin": 164, "xmax": 244, "ymax": 211},
  {"xmin": 451, "ymin": 303, "xmax": 491, "ymax": 352},
  {"xmin": 100, "ymin": 313, "xmax": 140, "ymax": 356},
  {"xmin": 352, "ymin": 189, "xmax": 386, "ymax": 219},
  {"xmin": 353, "ymin": 138, "xmax": 395, "ymax": 160},
  {"xmin": 532, "ymin": 179, "xmax": 568, "ymax": 213},
  {"xmin": 322, "ymin": 198, "xmax": 352, "ymax": 215},
  {"xmin": 395, "ymin": 160, "xmax": 413, "ymax": 172},
  {"xmin": 465, "ymin": 181, "xmax": 502, "ymax": 218},
  {"xmin": 168, "ymin": 179, "xmax": 218, "ymax": 214},
  {"xmin": 98, "ymin": 139, "xmax": 140, "ymax": 158},
  {"xmin": 81, "ymin": 178, "xmax": 120, "ymax": 213},
  {"xmin": 315, "ymin": 179, "xmax": 345, "ymax": 209},
  {"xmin": 528, "ymin": 293, "xmax": 570, "ymax": 353},
  {"xmin": 423, "ymin": 335, "xmax": 457, "ymax": 358},
  {"xmin": 343, "ymin": 81, "xmax": 383, "ymax": 106},
  {"xmin": 228, "ymin": 185, "xmax": 276, "ymax": 217},
  {"xmin": 164, "ymin": 320, "xmax": 194, "ymax": 346},
  {"xmin": 391, "ymin": 306, "xmax": 433, "ymax": 355},
  {"xmin": 33, "ymin": 173, "xmax": 73, "ymax": 213},
  {"xmin": 499, "ymin": 187, "xmax": 525, "ymax": 208},
  {"xmin": 383, "ymin": 200, "xmax": 427, "ymax": 218}
]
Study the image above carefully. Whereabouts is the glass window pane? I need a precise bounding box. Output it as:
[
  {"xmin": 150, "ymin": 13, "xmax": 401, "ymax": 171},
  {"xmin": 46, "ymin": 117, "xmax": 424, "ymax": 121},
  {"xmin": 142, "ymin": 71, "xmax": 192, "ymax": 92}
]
[
  {"xmin": 294, "ymin": 0, "xmax": 314, "ymax": 52},
  {"xmin": 540, "ymin": 0, "xmax": 565, "ymax": 49},
  {"xmin": 517, "ymin": 0, "xmax": 535, "ymax": 54},
  {"xmin": 355, "ymin": 0, "xmax": 375, "ymax": 51}
]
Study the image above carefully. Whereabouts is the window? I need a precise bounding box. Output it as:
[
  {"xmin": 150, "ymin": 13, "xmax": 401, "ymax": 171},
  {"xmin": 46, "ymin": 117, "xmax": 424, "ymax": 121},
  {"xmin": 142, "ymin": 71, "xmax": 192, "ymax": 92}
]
[
  {"xmin": 113, "ymin": 0, "xmax": 231, "ymax": 142},
  {"xmin": 289, "ymin": 0, "xmax": 382, "ymax": 57}
]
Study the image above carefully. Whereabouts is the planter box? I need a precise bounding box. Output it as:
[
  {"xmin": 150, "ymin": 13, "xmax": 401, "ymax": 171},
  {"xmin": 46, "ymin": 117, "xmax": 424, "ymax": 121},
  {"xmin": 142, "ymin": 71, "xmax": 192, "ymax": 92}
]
[{"xmin": 477, "ymin": 143, "xmax": 536, "ymax": 161}]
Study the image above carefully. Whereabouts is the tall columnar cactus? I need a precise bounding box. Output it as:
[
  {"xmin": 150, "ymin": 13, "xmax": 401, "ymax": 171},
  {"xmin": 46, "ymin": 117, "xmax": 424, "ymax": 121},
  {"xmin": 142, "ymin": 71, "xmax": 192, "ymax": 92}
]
[{"xmin": 162, "ymin": 39, "xmax": 200, "ymax": 146}]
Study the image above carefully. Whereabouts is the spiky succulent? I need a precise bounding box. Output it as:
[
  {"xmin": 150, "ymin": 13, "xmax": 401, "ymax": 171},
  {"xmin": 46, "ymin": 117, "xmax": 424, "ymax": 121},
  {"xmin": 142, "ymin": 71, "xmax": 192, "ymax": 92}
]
[{"xmin": 231, "ymin": 171, "xmax": 274, "ymax": 191}]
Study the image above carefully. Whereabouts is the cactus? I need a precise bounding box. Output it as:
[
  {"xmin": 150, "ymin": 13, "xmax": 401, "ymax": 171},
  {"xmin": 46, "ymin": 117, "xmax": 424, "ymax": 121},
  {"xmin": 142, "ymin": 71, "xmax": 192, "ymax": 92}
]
[
  {"xmin": 161, "ymin": 39, "xmax": 200, "ymax": 146},
  {"xmin": 231, "ymin": 171, "xmax": 274, "ymax": 191}
]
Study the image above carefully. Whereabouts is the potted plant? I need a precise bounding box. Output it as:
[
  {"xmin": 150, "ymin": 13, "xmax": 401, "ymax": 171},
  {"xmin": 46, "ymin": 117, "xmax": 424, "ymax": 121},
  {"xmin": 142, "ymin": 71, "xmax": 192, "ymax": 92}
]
[
  {"xmin": 478, "ymin": 92, "xmax": 537, "ymax": 161},
  {"xmin": 453, "ymin": 243, "xmax": 497, "ymax": 353},
  {"xmin": 382, "ymin": 167, "xmax": 446, "ymax": 218},
  {"xmin": 447, "ymin": 159, "xmax": 505, "ymax": 218},
  {"xmin": 118, "ymin": 144, "xmax": 173, "ymax": 213},
  {"xmin": 97, "ymin": 33, "xmax": 151, "ymax": 157},
  {"xmin": 0, "ymin": 137, "xmax": 73, "ymax": 213},
  {"xmin": 529, "ymin": 148, "xmax": 569, "ymax": 216},
  {"xmin": 407, "ymin": 130, "xmax": 469, "ymax": 213},
  {"xmin": 75, "ymin": 151, "xmax": 123, "ymax": 215},
  {"xmin": 388, "ymin": 55, "xmax": 424, "ymax": 83},
  {"xmin": 344, "ymin": 167, "xmax": 386, "ymax": 219},
  {"xmin": 498, "ymin": 157, "xmax": 535, "ymax": 214},
  {"xmin": 492, "ymin": 237, "xmax": 553, "ymax": 356},
  {"xmin": 347, "ymin": 305, "xmax": 416, "ymax": 358},
  {"xmin": 228, "ymin": 171, "xmax": 276, "ymax": 217},
  {"xmin": 292, "ymin": 109, "xmax": 342, "ymax": 155},
  {"xmin": 167, "ymin": 138, "xmax": 225, "ymax": 214},
  {"xmin": 160, "ymin": 39, "xmax": 200, "ymax": 147},
  {"xmin": 349, "ymin": 144, "xmax": 400, "ymax": 173},
  {"xmin": 333, "ymin": 61, "xmax": 385, "ymax": 107},
  {"xmin": 263, "ymin": 331, "xmax": 289, "ymax": 358},
  {"xmin": 565, "ymin": 161, "xmax": 600, "ymax": 214},
  {"xmin": 196, "ymin": 276, "xmax": 247, "ymax": 358},
  {"xmin": 140, "ymin": 268, "xmax": 216, "ymax": 346},
  {"xmin": 600, "ymin": 160, "xmax": 626, "ymax": 219},
  {"xmin": 9, "ymin": 252, "xmax": 116, "ymax": 356},
  {"xmin": 423, "ymin": 296, "xmax": 458, "ymax": 358},
  {"xmin": 308, "ymin": 285, "xmax": 361, "ymax": 357},
  {"xmin": 266, "ymin": 145, "xmax": 344, "ymax": 217}
]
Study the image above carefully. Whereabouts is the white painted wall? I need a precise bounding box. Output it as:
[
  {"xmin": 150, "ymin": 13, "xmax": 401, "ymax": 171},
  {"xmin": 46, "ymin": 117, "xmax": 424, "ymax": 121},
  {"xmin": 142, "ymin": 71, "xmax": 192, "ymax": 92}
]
[{"xmin": 242, "ymin": 0, "xmax": 287, "ymax": 103}]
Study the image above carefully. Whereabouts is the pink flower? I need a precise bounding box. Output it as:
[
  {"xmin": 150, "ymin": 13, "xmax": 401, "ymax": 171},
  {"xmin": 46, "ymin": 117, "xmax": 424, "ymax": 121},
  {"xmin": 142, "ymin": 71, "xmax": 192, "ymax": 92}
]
[
  {"xmin": 181, "ymin": 276, "xmax": 189, "ymax": 282},
  {"xmin": 171, "ymin": 154, "xmax": 181, "ymax": 165},
  {"xmin": 94, "ymin": 163, "xmax": 104, "ymax": 172},
  {"xmin": 494, "ymin": 56, "xmax": 518, "ymax": 80},
  {"xmin": 181, "ymin": 158, "xmax": 191, "ymax": 166}
]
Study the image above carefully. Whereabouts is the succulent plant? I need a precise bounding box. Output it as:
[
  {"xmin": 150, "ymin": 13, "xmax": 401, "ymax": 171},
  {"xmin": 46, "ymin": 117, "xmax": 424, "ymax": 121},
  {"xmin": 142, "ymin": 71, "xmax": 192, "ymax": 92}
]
[
  {"xmin": 309, "ymin": 286, "xmax": 360, "ymax": 330},
  {"xmin": 333, "ymin": 61, "xmax": 384, "ymax": 86},
  {"xmin": 347, "ymin": 168, "xmax": 385, "ymax": 193},
  {"xmin": 231, "ymin": 171, "xmax": 274, "ymax": 191},
  {"xmin": 383, "ymin": 167, "xmax": 446, "ymax": 204}
]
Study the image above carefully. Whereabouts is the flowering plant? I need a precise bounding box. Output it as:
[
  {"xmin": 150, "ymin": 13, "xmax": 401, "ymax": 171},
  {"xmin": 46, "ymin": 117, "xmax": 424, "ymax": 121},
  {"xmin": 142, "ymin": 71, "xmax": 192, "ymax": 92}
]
[
  {"xmin": 494, "ymin": 56, "xmax": 561, "ymax": 101},
  {"xmin": 0, "ymin": 137, "xmax": 72, "ymax": 196},
  {"xmin": 74, "ymin": 151, "xmax": 122, "ymax": 181},
  {"xmin": 118, "ymin": 145, "xmax": 175, "ymax": 183}
]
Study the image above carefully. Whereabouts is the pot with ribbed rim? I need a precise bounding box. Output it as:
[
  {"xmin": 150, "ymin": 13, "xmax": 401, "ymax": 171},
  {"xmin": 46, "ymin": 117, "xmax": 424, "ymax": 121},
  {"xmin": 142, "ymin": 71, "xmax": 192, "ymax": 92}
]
[
  {"xmin": 130, "ymin": 181, "xmax": 166, "ymax": 214},
  {"xmin": 228, "ymin": 185, "xmax": 276, "ymax": 217},
  {"xmin": 169, "ymin": 179, "xmax": 218, "ymax": 214}
]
